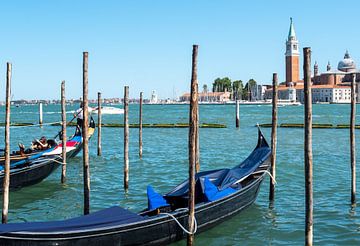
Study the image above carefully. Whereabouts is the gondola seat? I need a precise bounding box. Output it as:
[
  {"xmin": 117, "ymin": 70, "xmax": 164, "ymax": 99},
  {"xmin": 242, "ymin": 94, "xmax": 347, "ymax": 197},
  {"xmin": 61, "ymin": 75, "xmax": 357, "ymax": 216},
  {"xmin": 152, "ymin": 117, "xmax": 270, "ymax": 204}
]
[
  {"xmin": 204, "ymin": 177, "xmax": 236, "ymax": 202},
  {"xmin": 147, "ymin": 185, "xmax": 169, "ymax": 210}
]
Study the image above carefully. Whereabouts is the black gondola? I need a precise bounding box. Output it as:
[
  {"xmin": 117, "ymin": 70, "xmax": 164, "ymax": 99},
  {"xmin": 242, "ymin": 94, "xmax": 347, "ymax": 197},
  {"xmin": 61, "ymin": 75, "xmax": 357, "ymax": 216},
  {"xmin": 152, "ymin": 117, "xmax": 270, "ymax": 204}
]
[
  {"xmin": 0, "ymin": 118, "xmax": 96, "ymax": 190},
  {"xmin": 0, "ymin": 128, "xmax": 271, "ymax": 246}
]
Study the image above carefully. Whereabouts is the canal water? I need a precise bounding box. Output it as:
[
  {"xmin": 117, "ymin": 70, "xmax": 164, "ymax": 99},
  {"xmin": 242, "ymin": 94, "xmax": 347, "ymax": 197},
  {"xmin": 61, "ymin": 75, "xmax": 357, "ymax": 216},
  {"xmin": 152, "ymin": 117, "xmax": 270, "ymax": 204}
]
[{"xmin": 0, "ymin": 103, "xmax": 359, "ymax": 245}]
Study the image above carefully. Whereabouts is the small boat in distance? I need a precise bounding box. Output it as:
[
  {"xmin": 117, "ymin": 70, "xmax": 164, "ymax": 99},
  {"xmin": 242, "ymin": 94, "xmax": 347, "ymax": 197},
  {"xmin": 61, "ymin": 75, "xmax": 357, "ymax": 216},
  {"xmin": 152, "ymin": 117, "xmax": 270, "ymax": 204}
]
[
  {"xmin": 278, "ymin": 100, "xmax": 301, "ymax": 106},
  {"xmin": 0, "ymin": 128, "xmax": 271, "ymax": 245},
  {"xmin": 90, "ymin": 106, "xmax": 124, "ymax": 115}
]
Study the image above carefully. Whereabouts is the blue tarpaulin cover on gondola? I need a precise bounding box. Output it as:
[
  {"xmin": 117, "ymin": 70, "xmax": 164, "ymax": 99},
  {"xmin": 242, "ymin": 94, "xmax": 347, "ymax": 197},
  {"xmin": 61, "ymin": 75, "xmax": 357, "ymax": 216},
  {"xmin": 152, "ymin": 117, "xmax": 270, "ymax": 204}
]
[
  {"xmin": 0, "ymin": 206, "xmax": 145, "ymax": 234},
  {"xmin": 204, "ymin": 177, "xmax": 236, "ymax": 202},
  {"xmin": 164, "ymin": 133, "xmax": 271, "ymax": 205},
  {"xmin": 147, "ymin": 185, "xmax": 169, "ymax": 210}
]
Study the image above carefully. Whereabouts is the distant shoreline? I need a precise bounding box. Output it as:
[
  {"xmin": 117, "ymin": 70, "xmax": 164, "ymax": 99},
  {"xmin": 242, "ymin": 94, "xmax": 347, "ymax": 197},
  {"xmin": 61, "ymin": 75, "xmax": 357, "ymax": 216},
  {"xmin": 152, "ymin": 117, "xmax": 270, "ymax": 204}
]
[{"xmin": 1, "ymin": 101, "xmax": 358, "ymax": 106}]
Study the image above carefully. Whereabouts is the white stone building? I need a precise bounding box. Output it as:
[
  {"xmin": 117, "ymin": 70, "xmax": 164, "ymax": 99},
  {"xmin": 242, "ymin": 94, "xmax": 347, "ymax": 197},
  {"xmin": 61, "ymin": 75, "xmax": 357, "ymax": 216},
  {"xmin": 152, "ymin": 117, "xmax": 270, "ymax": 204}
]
[
  {"xmin": 312, "ymin": 86, "xmax": 351, "ymax": 103},
  {"xmin": 150, "ymin": 90, "xmax": 158, "ymax": 104}
]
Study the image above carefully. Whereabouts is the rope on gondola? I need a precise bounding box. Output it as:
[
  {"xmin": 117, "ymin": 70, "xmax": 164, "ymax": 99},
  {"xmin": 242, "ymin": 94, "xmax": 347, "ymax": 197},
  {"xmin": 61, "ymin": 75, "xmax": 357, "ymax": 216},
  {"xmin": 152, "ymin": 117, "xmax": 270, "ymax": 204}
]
[
  {"xmin": 160, "ymin": 208, "xmax": 198, "ymax": 235},
  {"xmin": 47, "ymin": 158, "xmax": 65, "ymax": 165},
  {"xmin": 253, "ymin": 169, "xmax": 277, "ymax": 184}
]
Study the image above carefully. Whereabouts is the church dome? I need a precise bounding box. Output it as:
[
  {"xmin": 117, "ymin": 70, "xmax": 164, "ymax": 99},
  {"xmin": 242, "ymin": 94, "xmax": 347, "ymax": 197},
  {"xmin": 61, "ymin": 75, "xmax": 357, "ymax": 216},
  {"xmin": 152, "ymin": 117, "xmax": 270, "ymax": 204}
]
[{"xmin": 338, "ymin": 50, "xmax": 356, "ymax": 72}]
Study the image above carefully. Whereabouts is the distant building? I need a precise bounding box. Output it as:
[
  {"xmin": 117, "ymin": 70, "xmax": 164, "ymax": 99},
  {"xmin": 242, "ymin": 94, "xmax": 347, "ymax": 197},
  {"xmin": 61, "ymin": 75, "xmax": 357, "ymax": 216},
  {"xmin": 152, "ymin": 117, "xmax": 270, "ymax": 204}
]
[
  {"xmin": 264, "ymin": 18, "xmax": 359, "ymax": 103},
  {"xmin": 179, "ymin": 92, "xmax": 231, "ymax": 102},
  {"xmin": 285, "ymin": 17, "xmax": 300, "ymax": 86},
  {"xmin": 254, "ymin": 85, "xmax": 268, "ymax": 101},
  {"xmin": 150, "ymin": 90, "xmax": 158, "ymax": 104}
]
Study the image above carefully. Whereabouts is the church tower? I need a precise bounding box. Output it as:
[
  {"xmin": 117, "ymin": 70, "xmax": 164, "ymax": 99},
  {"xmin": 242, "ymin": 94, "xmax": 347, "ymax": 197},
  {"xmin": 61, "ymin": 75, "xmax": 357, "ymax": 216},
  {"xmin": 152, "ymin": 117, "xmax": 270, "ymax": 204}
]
[
  {"xmin": 285, "ymin": 18, "xmax": 300, "ymax": 86},
  {"xmin": 314, "ymin": 61, "xmax": 319, "ymax": 76}
]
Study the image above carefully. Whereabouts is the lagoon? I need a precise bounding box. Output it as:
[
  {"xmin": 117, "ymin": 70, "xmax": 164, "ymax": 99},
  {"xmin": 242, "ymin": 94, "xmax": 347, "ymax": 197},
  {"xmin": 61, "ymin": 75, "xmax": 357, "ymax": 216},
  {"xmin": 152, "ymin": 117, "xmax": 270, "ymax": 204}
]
[{"xmin": 0, "ymin": 103, "xmax": 359, "ymax": 245}]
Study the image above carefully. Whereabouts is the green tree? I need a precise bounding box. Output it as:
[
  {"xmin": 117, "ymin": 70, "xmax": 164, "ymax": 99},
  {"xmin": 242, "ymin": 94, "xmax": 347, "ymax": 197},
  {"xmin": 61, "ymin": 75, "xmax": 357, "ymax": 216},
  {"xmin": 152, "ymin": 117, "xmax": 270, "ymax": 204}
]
[
  {"xmin": 232, "ymin": 80, "xmax": 243, "ymax": 100},
  {"xmin": 212, "ymin": 77, "xmax": 232, "ymax": 92},
  {"xmin": 243, "ymin": 79, "xmax": 257, "ymax": 101},
  {"xmin": 222, "ymin": 77, "xmax": 232, "ymax": 92},
  {"xmin": 203, "ymin": 84, "xmax": 208, "ymax": 93},
  {"xmin": 212, "ymin": 78, "xmax": 221, "ymax": 92}
]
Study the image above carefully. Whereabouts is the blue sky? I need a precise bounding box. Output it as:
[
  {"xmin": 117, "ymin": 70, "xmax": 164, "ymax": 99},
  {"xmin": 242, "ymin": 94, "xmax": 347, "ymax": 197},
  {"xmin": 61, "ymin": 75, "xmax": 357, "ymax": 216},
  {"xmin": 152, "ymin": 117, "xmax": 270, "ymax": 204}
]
[{"xmin": 1, "ymin": 1, "xmax": 360, "ymax": 100}]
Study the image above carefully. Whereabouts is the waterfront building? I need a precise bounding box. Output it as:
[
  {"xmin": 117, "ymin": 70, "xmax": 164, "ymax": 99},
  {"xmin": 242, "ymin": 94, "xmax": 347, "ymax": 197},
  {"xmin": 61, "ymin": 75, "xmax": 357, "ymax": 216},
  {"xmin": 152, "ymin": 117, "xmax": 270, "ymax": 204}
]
[
  {"xmin": 254, "ymin": 84, "xmax": 268, "ymax": 101},
  {"xmin": 264, "ymin": 18, "xmax": 359, "ymax": 103},
  {"xmin": 179, "ymin": 91, "xmax": 231, "ymax": 103},
  {"xmin": 150, "ymin": 90, "xmax": 158, "ymax": 104}
]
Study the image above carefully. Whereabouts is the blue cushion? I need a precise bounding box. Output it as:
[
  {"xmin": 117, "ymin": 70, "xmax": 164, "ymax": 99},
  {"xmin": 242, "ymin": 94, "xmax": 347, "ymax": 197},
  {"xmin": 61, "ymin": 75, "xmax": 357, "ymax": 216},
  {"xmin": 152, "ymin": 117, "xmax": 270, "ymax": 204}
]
[
  {"xmin": 204, "ymin": 177, "xmax": 236, "ymax": 202},
  {"xmin": 147, "ymin": 185, "xmax": 169, "ymax": 210}
]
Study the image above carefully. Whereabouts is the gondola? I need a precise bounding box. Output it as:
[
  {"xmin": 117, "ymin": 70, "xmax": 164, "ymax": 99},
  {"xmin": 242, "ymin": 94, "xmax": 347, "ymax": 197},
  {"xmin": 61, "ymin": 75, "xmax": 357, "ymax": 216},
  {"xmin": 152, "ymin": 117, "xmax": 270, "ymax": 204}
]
[
  {"xmin": 0, "ymin": 124, "xmax": 84, "ymax": 166},
  {"xmin": 0, "ymin": 118, "xmax": 95, "ymax": 190},
  {"xmin": 0, "ymin": 128, "xmax": 271, "ymax": 246}
]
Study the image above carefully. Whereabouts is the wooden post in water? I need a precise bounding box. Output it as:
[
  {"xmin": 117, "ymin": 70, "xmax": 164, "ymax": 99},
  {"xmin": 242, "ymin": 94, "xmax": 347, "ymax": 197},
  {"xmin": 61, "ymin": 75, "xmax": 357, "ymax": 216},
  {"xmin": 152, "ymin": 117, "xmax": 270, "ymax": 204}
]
[
  {"xmin": 39, "ymin": 102, "xmax": 43, "ymax": 126},
  {"xmin": 187, "ymin": 44, "xmax": 198, "ymax": 246},
  {"xmin": 82, "ymin": 52, "xmax": 90, "ymax": 215},
  {"xmin": 124, "ymin": 86, "xmax": 129, "ymax": 191},
  {"xmin": 2, "ymin": 63, "xmax": 11, "ymax": 224},
  {"xmin": 235, "ymin": 99, "xmax": 240, "ymax": 128},
  {"xmin": 139, "ymin": 92, "xmax": 143, "ymax": 159},
  {"xmin": 97, "ymin": 92, "xmax": 102, "ymax": 156},
  {"xmin": 195, "ymin": 84, "xmax": 200, "ymax": 173},
  {"xmin": 303, "ymin": 47, "xmax": 313, "ymax": 246},
  {"xmin": 61, "ymin": 80, "xmax": 67, "ymax": 183},
  {"xmin": 350, "ymin": 73, "xmax": 356, "ymax": 205},
  {"xmin": 269, "ymin": 73, "xmax": 278, "ymax": 201}
]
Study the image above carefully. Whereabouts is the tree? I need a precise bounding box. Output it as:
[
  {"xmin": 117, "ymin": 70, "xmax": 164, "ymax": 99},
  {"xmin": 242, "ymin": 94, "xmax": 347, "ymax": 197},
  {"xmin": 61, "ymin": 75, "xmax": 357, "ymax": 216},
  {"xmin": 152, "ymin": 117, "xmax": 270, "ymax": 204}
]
[
  {"xmin": 212, "ymin": 77, "xmax": 232, "ymax": 92},
  {"xmin": 203, "ymin": 84, "xmax": 208, "ymax": 93},
  {"xmin": 243, "ymin": 79, "xmax": 257, "ymax": 101},
  {"xmin": 222, "ymin": 77, "xmax": 232, "ymax": 92},
  {"xmin": 232, "ymin": 80, "xmax": 243, "ymax": 100},
  {"xmin": 212, "ymin": 78, "xmax": 221, "ymax": 92}
]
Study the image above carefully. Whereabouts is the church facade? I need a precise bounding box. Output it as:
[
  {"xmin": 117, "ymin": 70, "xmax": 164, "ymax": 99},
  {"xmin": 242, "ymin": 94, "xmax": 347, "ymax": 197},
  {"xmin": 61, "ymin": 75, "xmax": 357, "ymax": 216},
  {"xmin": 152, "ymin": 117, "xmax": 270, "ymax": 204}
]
[{"xmin": 265, "ymin": 18, "xmax": 359, "ymax": 103}]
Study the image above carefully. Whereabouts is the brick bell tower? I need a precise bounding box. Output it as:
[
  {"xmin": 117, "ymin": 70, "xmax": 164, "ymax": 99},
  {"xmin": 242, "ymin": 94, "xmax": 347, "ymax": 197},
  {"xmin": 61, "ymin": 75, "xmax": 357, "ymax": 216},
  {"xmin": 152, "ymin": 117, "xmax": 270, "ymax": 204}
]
[{"xmin": 285, "ymin": 17, "xmax": 300, "ymax": 86}]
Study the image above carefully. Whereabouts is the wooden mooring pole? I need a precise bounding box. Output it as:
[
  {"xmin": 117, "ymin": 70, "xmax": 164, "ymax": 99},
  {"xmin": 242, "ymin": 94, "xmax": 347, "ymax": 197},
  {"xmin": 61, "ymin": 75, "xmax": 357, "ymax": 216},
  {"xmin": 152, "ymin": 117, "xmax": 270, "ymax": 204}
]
[
  {"xmin": 61, "ymin": 80, "xmax": 67, "ymax": 183},
  {"xmin": 269, "ymin": 73, "xmax": 278, "ymax": 201},
  {"xmin": 195, "ymin": 84, "xmax": 200, "ymax": 173},
  {"xmin": 39, "ymin": 102, "xmax": 43, "ymax": 127},
  {"xmin": 350, "ymin": 73, "xmax": 356, "ymax": 205},
  {"xmin": 187, "ymin": 44, "xmax": 198, "ymax": 246},
  {"xmin": 235, "ymin": 99, "xmax": 240, "ymax": 128},
  {"xmin": 2, "ymin": 63, "xmax": 11, "ymax": 224},
  {"xmin": 139, "ymin": 92, "xmax": 143, "ymax": 159},
  {"xmin": 97, "ymin": 92, "xmax": 102, "ymax": 156},
  {"xmin": 82, "ymin": 52, "xmax": 90, "ymax": 215},
  {"xmin": 303, "ymin": 47, "xmax": 313, "ymax": 246},
  {"xmin": 124, "ymin": 86, "xmax": 129, "ymax": 191}
]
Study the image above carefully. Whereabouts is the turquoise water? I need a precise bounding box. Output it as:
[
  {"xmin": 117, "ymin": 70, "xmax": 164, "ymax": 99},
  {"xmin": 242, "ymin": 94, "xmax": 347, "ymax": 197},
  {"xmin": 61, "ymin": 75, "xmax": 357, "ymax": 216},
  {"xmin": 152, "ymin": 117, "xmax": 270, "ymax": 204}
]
[{"xmin": 0, "ymin": 103, "xmax": 359, "ymax": 245}]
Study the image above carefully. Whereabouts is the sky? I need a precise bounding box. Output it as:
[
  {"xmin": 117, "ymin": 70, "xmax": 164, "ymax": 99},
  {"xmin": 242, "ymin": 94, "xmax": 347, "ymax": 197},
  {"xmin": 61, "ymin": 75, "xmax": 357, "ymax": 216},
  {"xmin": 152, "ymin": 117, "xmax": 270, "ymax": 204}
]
[{"xmin": 1, "ymin": 0, "xmax": 360, "ymax": 100}]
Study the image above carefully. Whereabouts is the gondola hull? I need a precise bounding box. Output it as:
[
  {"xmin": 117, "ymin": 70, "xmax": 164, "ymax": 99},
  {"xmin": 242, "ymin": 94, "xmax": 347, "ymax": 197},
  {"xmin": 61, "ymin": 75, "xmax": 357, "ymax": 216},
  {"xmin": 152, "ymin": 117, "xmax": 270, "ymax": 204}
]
[
  {"xmin": 5, "ymin": 159, "xmax": 61, "ymax": 190},
  {"xmin": 0, "ymin": 159, "xmax": 270, "ymax": 246}
]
